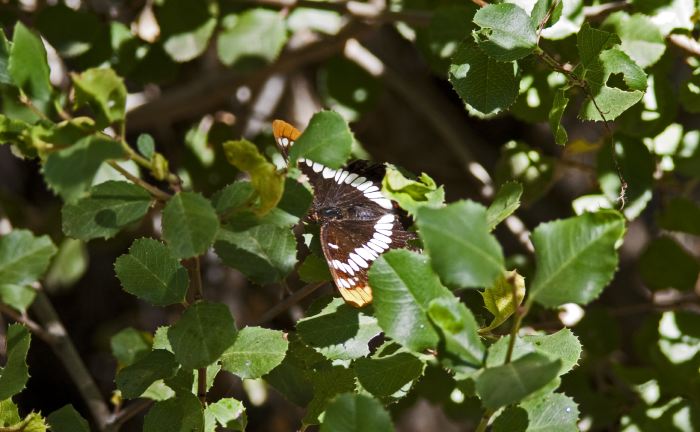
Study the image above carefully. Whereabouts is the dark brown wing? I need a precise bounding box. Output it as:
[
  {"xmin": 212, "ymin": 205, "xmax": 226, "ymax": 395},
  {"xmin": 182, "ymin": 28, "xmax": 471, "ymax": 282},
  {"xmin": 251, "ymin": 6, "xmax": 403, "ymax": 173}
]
[{"xmin": 320, "ymin": 210, "xmax": 415, "ymax": 308}]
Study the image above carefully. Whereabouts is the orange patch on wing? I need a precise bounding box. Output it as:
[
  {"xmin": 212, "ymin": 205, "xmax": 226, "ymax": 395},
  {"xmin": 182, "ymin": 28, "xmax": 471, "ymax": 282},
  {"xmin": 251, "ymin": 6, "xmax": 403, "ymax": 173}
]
[
  {"xmin": 338, "ymin": 285, "xmax": 373, "ymax": 308},
  {"xmin": 272, "ymin": 119, "xmax": 301, "ymax": 141}
]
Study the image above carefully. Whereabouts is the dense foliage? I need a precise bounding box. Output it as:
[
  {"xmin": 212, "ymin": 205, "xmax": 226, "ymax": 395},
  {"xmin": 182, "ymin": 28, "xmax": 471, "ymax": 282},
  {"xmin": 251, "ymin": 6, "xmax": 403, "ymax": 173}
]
[{"xmin": 0, "ymin": 0, "xmax": 699, "ymax": 431}]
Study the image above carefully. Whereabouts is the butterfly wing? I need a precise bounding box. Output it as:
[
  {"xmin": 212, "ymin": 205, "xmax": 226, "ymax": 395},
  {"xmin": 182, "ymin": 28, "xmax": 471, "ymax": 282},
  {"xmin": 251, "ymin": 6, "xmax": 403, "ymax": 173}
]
[
  {"xmin": 272, "ymin": 119, "xmax": 301, "ymax": 162},
  {"xmin": 320, "ymin": 212, "xmax": 415, "ymax": 307}
]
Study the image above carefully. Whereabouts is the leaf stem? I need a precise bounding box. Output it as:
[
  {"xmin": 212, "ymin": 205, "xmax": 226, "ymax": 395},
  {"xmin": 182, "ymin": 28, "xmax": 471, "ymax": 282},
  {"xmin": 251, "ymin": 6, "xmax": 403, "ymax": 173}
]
[
  {"xmin": 197, "ymin": 367, "xmax": 207, "ymax": 405},
  {"xmin": 107, "ymin": 161, "xmax": 171, "ymax": 201},
  {"xmin": 475, "ymin": 408, "xmax": 495, "ymax": 432}
]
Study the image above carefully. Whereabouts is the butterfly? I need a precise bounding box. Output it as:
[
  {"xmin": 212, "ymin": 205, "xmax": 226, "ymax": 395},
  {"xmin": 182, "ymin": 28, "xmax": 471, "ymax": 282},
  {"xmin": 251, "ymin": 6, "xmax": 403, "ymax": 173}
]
[{"xmin": 272, "ymin": 119, "xmax": 416, "ymax": 308}]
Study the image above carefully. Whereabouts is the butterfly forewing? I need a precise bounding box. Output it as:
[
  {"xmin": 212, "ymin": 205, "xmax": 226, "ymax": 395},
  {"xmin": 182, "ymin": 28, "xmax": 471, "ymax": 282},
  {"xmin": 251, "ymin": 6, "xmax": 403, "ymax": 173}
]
[{"xmin": 272, "ymin": 119, "xmax": 415, "ymax": 307}]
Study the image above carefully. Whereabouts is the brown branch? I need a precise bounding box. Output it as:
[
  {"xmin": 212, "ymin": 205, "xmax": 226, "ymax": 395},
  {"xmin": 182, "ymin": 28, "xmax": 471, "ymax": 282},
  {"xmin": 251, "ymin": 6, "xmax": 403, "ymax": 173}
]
[
  {"xmin": 105, "ymin": 399, "xmax": 153, "ymax": 432},
  {"xmin": 127, "ymin": 21, "xmax": 374, "ymax": 129},
  {"xmin": 31, "ymin": 291, "xmax": 111, "ymax": 430},
  {"xmin": 235, "ymin": 0, "xmax": 431, "ymax": 26},
  {"xmin": 668, "ymin": 34, "xmax": 700, "ymax": 58},
  {"xmin": 254, "ymin": 282, "xmax": 326, "ymax": 325},
  {"xmin": 107, "ymin": 161, "xmax": 171, "ymax": 201},
  {"xmin": 582, "ymin": 1, "xmax": 629, "ymax": 19},
  {"xmin": 0, "ymin": 302, "xmax": 54, "ymax": 344}
]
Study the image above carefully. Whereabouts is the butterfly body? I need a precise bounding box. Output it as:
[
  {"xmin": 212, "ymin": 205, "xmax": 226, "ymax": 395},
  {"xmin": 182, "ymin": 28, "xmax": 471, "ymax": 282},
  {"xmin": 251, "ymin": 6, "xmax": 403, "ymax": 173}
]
[{"xmin": 272, "ymin": 120, "xmax": 415, "ymax": 307}]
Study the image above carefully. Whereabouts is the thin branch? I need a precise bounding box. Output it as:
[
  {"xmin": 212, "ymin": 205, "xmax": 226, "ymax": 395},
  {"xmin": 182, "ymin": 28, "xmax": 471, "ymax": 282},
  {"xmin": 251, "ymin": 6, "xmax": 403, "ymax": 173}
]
[
  {"xmin": 254, "ymin": 282, "xmax": 326, "ymax": 326},
  {"xmin": 31, "ymin": 290, "xmax": 111, "ymax": 430},
  {"xmin": 582, "ymin": 1, "xmax": 629, "ymax": 19},
  {"xmin": 475, "ymin": 408, "xmax": 495, "ymax": 432},
  {"xmin": 127, "ymin": 21, "xmax": 373, "ymax": 129},
  {"xmin": 107, "ymin": 161, "xmax": 172, "ymax": 201},
  {"xmin": 235, "ymin": 0, "xmax": 431, "ymax": 26},
  {"xmin": 105, "ymin": 399, "xmax": 153, "ymax": 432},
  {"xmin": 668, "ymin": 34, "xmax": 700, "ymax": 58},
  {"xmin": 0, "ymin": 303, "xmax": 54, "ymax": 344}
]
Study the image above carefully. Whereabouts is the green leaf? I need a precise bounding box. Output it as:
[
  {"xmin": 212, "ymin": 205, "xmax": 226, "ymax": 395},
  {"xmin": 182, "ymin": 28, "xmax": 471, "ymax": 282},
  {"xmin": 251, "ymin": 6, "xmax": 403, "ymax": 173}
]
[
  {"xmin": 658, "ymin": 197, "xmax": 700, "ymax": 235},
  {"xmin": 298, "ymin": 254, "xmax": 332, "ymax": 284},
  {"xmin": 43, "ymin": 135, "xmax": 125, "ymax": 202},
  {"xmin": 267, "ymin": 177, "xmax": 313, "ymax": 226},
  {"xmin": 211, "ymin": 181, "xmax": 255, "ymax": 216},
  {"xmin": 480, "ymin": 270, "xmax": 526, "ymax": 333},
  {"xmin": 530, "ymin": 0, "xmax": 563, "ymax": 29},
  {"xmin": 449, "ymin": 40, "xmax": 519, "ymax": 116},
  {"xmin": 549, "ymin": 89, "xmax": 569, "ymax": 145},
  {"xmin": 156, "ymin": 0, "xmax": 218, "ymax": 63},
  {"xmin": 0, "ymin": 230, "xmax": 56, "ymax": 286},
  {"xmin": 8, "ymin": 22, "xmax": 52, "ymax": 109},
  {"xmin": 36, "ymin": 5, "xmax": 105, "ymax": 59},
  {"xmin": 297, "ymin": 298, "xmax": 381, "ymax": 361},
  {"xmin": 263, "ymin": 333, "xmax": 317, "ymax": 406},
  {"xmin": 0, "ymin": 398, "xmax": 21, "ymax": 427},
  {"xmin": 168, "ymin": 301, "xmax": 237, "ymax": 369},
  {"xmin": 0, "ymin": 284, "xmax": 36, "ymax": 314},
  {"xmin": 475, "ymin": 352, "xmax": 561, "ymax": 410},
  {"xmin": 214, "ymin": 223, "xmax": 296, "ymax": 285},
  {"xmin": 486, "ymin": 182, "xmax": 523, "ymax": 231},
  {"xmin": 486, "ymin": 329, "xmax": 582, "ymax": 377},
  {"xmin": 304, "ymin": 365, "xmax": 356, "ymax": 425},
  {"xmin": 601, "ymin": 12, "xmax": 665, "ymax": 69},
  {"xmin": 529, "ymin": 210, "xmax": 626, "ymax": 307},
  {"xmin": 110, "ymin": 327, "xmax": 152, "ymax": 367},
  {"xmin": 116, "ymin": 349, "xmax": 179, "ymax": 399},
  {"xmin": 47, "ymin": 405, "xmax": 89, "ymax": 432},
  {"xmin": 289, "ymin": 110, "xmax": 353, "ymax": 169},
  {"xmin": 417, "ymin": 6, "xmax": 476, "ymax": 75},
  {"xmin": 0, "ymin": 324, "xmax": 31, "ymax": 400},
  {"xmin": 62, "ymin": 181, "xmax": 152, "ymax": 240},
  {"xmin": 494, "ymin": 141, "xmax": 555, "ymax": 204},
  {"xmin": 44, "ymin": 238, "xmax": 88, "ymax": 290},
  {"xmin": 416, "ymin": 200, "xmax": 504, "ymax": 289},
  {"xmin": 222, "ymin": 139, "xmax": 284, "ymax": 216},
  {"xmin": 217, "ymin": 9, "xmax": 287, "ymax": 68},
  {"xmin": 162, "ymin": 192, "xmax": 220, "ymax": 258},
  {"xmin": 143, "ymin": 393, "xmax": 204, "ymax": 432},
  {"xmin": 577, "ymin": 24, "xmax": 647, "ymax": 121},
  {"xmin": 320, "ymin": 393, "xmax": 394, "ymax": 432},
  {"xmin": 114, "ymin": 238, "xmax": 189, "ymax": 306},
  {"xmin": 221, "ymin": 326, "xmax": 288, "ymax": 379},
  {"xmin": 428, "ymin": 296, "xmax": 485, "ymax": 371},
  {"xmin": 639, "ymin": 236, "xmax": 699, "ymax": 291},
  {"xmin": 519, "ymin": 392, "xmax": 579, "ymax": 431},
  {"xmin": 473, "ymin": 3, "xmax": 537, "ymax": 61},
  {"xmin": 381, "ymin": 168, "xmax": 444, "ymax": 216},
  {"xmin": 72, "ymin": 68, "xmax": 127, "ymax": 127},
  {"xmin": 0, "ymin": 30, "xmax": 11, "ymax": 85},
  {"xmin": 577, "ymin": 23, "xmax": 620, "ymax": 67},
  {"xmin": 368, "ymin": 250, "xmax": 451, "ymax": 352},
  {"xmin": 204, "ymin": 398, "xmax": 246, "ymax": 432},
  {"xmin": 137, "ymin": 133, "xmax": 156, "ymax": 159}
]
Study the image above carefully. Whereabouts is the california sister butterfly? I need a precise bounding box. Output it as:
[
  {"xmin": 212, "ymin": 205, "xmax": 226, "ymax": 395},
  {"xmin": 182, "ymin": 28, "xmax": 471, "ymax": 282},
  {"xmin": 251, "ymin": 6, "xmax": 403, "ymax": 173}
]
[{"xmin": 272, "ymin": 120, "xmax": 416, "ymax": 308}]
